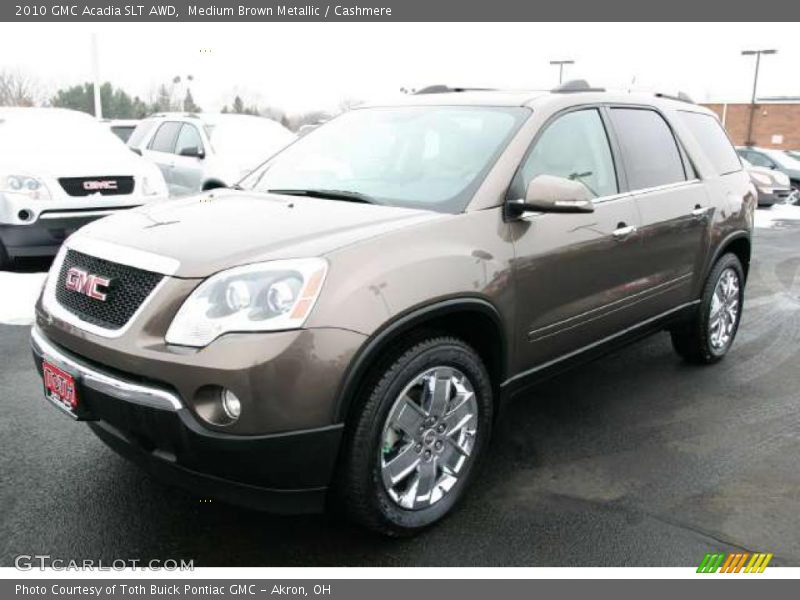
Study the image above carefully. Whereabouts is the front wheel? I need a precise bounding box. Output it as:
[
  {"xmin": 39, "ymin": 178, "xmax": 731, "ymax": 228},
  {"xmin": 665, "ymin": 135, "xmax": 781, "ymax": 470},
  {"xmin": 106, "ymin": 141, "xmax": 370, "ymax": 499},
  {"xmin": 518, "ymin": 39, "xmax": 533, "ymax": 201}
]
[
  {"xmin": 671, "ymin": 253, "xmax": 745, "ymax": 364},
  {"xmin": 337, "ymin": 336, "xmax": 493, "ymax": 536}
]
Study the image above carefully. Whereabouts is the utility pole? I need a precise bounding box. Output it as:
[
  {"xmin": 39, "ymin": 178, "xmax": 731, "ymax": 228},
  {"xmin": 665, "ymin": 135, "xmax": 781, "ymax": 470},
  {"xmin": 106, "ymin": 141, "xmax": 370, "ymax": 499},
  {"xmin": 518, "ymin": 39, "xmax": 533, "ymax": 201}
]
[
  {"xmin": 91, "ymin": 33, "xmax": 102, "ymax": 119},
  {"xmin": 741, "ymin": 49, "xmax": 776, "ymax": 146},
  {"xmin": 550, "ymin": 60, "xmax": 575, "ymax": 85}
]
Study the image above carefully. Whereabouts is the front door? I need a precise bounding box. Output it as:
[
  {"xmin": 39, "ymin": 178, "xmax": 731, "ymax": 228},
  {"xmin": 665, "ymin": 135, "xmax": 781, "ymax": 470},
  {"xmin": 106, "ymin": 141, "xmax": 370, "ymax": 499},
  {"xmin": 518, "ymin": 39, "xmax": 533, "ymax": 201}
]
[{"xmin": 510, "ymin": 108, "xmax": 652, "ymax": 372}]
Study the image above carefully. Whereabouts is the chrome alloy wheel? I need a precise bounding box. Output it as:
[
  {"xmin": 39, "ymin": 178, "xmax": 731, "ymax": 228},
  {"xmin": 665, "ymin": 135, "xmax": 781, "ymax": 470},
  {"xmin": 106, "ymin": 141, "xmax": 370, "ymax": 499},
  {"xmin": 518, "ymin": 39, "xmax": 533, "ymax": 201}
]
[
  {"xmin": 709, "ymin": 267, "xmax": 741, "ymax": 351},
  {"xmin": 379, "ymin": 366, "xmax": 478, "ymax": 510}
]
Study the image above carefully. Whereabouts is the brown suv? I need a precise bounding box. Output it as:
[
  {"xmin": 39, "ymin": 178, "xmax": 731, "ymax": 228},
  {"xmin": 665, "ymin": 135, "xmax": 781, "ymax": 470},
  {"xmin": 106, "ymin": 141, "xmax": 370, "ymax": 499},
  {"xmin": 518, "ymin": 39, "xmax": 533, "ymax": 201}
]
[{"xmin": 31, "ymin": 83, "xmax": 755, "ymax": 535}]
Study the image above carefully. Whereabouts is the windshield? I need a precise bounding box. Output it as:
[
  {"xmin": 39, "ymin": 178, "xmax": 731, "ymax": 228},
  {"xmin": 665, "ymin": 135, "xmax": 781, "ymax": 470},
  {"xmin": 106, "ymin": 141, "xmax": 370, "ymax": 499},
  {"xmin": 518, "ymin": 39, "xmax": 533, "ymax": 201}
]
[
  {"xmin": 0, "ymin": 114, "xmax": 127, "ymax": 154},
  {"xmin": 767, "ymin": 149, "xmax": 800, "ymax": 170},
  {"xmin": 244, "ymin": 106, "xmax": 529, "ymax": 213}
]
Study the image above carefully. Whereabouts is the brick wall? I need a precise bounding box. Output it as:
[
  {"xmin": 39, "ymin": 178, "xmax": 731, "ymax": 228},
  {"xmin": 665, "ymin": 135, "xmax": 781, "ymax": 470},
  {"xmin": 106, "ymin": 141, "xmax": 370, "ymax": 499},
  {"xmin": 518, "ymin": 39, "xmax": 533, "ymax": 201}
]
[{"xmin": 703, "ymin": 103, "xmax": 800, "ymax": 150}]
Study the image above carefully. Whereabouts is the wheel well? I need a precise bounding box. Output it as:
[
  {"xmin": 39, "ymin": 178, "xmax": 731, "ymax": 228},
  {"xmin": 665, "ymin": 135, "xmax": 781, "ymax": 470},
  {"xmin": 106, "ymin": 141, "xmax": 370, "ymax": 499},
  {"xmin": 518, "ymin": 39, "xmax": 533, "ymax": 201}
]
[
  {"xmin": 201, "ymin": 179, "xmax": 227, "ymax": 191},
  {"xmin": 335, "ymin": 303, "xmax": 506, "ymax": 423},
  {"xmin": 721, "ymin": 237, "xmax": 751, "ymax": 280}
]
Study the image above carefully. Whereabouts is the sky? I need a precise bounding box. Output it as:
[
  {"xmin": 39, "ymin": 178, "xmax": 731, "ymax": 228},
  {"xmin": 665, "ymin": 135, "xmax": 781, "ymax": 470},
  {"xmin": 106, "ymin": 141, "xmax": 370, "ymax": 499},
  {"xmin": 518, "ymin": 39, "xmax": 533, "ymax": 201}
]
[{"xmin": 1, "ymin": 22, "xmax": 799, "ymax": 115}]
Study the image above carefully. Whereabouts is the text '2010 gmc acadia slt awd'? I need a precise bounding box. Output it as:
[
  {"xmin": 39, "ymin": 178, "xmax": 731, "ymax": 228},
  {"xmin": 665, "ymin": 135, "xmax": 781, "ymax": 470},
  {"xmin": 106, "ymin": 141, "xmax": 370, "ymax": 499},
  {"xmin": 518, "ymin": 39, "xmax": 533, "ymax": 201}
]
[{"xmin": 32, "ymin": 83, "xmax": 754, "ymax": 535}]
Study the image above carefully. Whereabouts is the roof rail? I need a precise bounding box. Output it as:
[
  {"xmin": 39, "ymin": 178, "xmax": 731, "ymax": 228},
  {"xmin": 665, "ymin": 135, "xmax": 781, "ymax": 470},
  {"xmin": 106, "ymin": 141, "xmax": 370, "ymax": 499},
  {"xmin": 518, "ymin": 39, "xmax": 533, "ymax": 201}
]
[
  {"xmin": 551, "ymin": 79, "xmax": 605, "ymax": 93},
  {"xmin": 654, "ymin": 91, "xmax": 695, "ymax": 104},
  {"xmin": 414, "ymin": 85, "xmax": 496, "ymax": 95}
]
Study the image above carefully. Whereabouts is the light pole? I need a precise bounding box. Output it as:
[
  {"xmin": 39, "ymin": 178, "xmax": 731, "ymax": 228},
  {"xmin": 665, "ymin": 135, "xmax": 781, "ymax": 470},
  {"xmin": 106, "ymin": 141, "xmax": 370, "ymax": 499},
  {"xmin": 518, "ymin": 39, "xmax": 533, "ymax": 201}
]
[
  {"xmin": 741, "ymin": 49, "xmax": 777, "ymax": 146},
  {"xmin": 550, "ymin": 60, "xmax": 575, "ymax": 85}
]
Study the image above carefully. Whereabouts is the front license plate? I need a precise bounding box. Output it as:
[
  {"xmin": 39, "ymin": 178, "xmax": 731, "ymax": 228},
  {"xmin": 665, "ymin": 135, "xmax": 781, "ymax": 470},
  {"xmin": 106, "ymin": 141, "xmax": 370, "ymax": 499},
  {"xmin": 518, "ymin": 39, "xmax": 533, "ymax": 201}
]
[{"xmin": 42, "ymin": 360, "xmax": 79, "ymax": 414}]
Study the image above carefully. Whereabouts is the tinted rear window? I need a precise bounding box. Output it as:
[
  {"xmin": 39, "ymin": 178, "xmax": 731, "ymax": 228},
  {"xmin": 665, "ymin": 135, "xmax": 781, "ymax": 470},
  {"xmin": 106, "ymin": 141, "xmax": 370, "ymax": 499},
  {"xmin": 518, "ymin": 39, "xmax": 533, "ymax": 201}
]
[
  {"xmin": 610, "ymin": 108, "xmax": 687, "ymax": 190},
  {"xmin": 680, "ymin": 111, "xmax": 742, "ymax": 175}
]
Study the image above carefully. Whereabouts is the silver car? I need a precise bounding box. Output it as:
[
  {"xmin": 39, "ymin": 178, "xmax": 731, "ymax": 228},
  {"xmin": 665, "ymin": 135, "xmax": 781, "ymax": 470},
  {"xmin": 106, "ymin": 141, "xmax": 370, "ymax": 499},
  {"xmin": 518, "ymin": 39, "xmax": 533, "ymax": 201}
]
[{"xmin": 128, "ymin": 113, "xmax": 296, "ymax": 197}]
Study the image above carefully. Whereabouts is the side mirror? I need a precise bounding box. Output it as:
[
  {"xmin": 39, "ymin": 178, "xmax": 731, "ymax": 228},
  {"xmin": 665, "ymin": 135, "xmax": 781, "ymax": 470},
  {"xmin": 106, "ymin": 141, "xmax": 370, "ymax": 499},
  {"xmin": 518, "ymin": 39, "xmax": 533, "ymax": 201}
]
[
  {"xmin": 179, "ymin": 146, "xmax": 205, "ymax": 159},
  {"xmin": 507, "ymin": 174, "xmax": 595, "ymax": 218}
]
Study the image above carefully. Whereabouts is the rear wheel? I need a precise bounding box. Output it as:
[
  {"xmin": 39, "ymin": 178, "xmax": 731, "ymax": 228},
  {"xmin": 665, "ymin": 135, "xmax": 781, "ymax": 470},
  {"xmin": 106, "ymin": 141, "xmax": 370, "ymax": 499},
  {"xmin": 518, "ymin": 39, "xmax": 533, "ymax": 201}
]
[
  {"xmin": 671, "ymin": 253, "xmax": 744, "ymax": 364},
  {"xmin": 337, "ymin": 336, "xmax": 493, "ymax": 536}
]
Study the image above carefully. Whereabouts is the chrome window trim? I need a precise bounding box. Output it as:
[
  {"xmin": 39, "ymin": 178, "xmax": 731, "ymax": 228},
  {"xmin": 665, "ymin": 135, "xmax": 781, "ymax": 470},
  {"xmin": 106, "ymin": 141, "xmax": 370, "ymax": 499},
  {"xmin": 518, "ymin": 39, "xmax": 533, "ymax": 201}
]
[
  {"xmin": 629, "ymin": 178, "xmax": 702, "ymax": 196},
  {"xmin": 41, "ymin": 240, "xmax": 173, "ymax": 339},
  {"xmin": 31, "ymin": 326, "xmax": 181, "ymax": 411}
]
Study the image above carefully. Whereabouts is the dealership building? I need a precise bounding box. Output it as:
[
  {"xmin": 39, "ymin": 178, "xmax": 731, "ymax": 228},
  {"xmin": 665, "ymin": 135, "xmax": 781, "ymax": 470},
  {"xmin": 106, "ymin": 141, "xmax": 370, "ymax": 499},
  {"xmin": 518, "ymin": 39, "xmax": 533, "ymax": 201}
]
[{"xmin": 702, "ymin": 99, "xmax": 800, "ymax": 150}]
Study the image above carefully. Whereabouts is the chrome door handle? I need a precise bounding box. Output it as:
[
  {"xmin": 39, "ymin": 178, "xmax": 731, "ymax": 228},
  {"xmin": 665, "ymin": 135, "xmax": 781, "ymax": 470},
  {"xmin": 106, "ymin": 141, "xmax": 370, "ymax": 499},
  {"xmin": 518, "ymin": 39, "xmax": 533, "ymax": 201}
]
[
  {"xmin": 691, "ymin": 206, "xmax": 712, "ymax": 217},
  {"xmin": 612, "ymin": 225, "xmax": 637, "ymax": 239}
]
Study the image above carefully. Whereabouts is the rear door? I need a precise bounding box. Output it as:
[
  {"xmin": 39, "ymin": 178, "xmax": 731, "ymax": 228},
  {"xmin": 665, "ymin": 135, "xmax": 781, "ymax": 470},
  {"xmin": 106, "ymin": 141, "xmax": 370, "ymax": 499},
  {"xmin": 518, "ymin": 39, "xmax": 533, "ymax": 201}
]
[
  {"xmin": 142, "ymin": 121, "xmax": 182, "ymax": 195},
  {"xmin": 511, "ymin": 107, "xmax": 651, "ymax": 369},
  {"xmin": 608, "ymin": 106, "xmax": 712, "ymax": 314}
]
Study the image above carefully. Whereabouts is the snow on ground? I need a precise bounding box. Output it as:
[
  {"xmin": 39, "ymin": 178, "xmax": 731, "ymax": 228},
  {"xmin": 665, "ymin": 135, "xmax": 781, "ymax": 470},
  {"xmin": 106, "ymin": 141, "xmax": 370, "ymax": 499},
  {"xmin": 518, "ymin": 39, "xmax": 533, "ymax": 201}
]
[
  {"xmin": 754, "ymin": 203, "xmax": 800, "ymax": 229},
  {"xmin": 0, "ymin": 271, "xmax": 47, "ymax": 325}
]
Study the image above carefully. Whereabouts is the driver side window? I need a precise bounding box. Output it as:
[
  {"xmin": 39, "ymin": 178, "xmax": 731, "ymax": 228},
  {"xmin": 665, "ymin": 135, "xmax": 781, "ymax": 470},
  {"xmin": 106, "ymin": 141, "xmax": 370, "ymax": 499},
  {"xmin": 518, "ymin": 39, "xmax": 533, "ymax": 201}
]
[
  {"xmin": 515, "ymin": 109, "xmax": 618, "ymax": 199},
  {"xmin": 175, "ymin": 124, "xmax": 204, "ymax": 156}
]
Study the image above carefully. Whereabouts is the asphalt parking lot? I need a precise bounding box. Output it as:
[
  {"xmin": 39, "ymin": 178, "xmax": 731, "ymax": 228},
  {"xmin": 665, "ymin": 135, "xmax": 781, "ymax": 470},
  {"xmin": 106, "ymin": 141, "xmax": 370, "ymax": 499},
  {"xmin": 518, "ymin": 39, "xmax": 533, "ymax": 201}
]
[{"xmin": 1, "ymin": 217, "xmax": 799, "ymax": 567}]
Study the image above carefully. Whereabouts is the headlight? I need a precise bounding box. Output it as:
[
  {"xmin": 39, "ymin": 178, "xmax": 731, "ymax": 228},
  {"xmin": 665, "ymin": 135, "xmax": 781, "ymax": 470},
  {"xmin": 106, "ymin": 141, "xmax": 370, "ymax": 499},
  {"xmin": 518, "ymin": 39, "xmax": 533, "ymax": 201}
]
[
  {"xmin": 0, "ymin": 174, "xmax": 51, "ymax": 201},
  {"xmin": 750, "ymin": 171, "xmax": 772, "ymax": 186},
  {"xmin": 773, "ymin": 171, "xmax": 790, "ymax": 187},
  {"xmin": 141, "ymin": 174, "xmax": 165, "ymax": 197},
  {"xmin": 165, "ymin": 258, "xmax": 328, "ymax": 347}
]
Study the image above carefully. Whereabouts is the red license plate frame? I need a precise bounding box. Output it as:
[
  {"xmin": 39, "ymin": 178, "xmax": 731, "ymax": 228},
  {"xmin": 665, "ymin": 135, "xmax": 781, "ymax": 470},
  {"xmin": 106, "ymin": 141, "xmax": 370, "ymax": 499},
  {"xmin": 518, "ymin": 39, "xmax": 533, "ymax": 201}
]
[{"xmin": 42, "ymin": 360, "xmax": 80, "ymax": 415}]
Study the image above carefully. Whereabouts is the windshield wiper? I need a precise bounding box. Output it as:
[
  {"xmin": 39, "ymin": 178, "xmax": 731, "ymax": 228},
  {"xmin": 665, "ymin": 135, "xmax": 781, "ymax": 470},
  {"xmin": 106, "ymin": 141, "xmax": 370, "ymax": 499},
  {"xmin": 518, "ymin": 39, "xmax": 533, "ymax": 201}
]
[{"xmin": 267, "ymin": 188, "xmax": 379, "ymax": 205}]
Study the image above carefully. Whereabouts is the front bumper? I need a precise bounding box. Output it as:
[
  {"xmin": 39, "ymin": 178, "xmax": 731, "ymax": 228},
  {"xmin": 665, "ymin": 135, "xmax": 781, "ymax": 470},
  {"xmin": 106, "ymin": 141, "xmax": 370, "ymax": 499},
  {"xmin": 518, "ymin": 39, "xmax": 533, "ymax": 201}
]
[
  {"xmin": 0, "ymin": 210, "xmax": 141, "ymax": 258},
  {"xmin": 755, "ymin": 187, "xmax": 795, "ymax": 207},
  {"xmin": 30, "ymin": 326, "xmax": 345, "ymax": 514}
]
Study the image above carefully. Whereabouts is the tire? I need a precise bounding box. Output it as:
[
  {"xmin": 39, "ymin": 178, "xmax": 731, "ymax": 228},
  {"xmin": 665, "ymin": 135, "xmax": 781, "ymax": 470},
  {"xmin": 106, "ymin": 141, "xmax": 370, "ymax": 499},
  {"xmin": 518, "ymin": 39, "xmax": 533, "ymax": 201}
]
[
  {"xmin": 336, "ymin": 336, "xmax": 493, "ymax": 536},
  {"xmin": 671, "ymin": 253, "xmax": 745, "ymax": 364}
]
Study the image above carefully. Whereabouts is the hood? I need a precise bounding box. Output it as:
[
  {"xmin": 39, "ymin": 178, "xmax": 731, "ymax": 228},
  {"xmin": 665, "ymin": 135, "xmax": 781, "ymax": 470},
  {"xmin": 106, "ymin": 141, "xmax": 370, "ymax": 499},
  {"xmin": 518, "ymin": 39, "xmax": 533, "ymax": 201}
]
[
  {"xmin": 1, "ymin": 146, "xmax": 153, "ymax": 179},
  {"xmin": 748, "ymin": 165, "xmax": 790, "ymax": 188},
  {"xmin": 74, "ymin": 190, "xmax": 444, "ymax": 277}
]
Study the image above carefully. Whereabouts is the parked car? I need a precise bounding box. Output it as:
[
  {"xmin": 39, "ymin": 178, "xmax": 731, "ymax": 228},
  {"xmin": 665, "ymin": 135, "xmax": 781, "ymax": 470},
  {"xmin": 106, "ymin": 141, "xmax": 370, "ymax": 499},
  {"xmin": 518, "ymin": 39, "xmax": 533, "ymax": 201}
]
[
  {"xmin": 103, "ymin": 119, "xmax": 140, "ymax": 143},
  {"xmin": 785, "ymin": 150, "xmax": 800, "ymax": 161},
  {"xmin": 32, "ymin": 85, "xmax": 754, "ymax": 535},
  {"xmin": 0, "ymin": 108, "xmax": 168, "ymax": 268},
  {"xmin": 736, "ymin": 146, "xmax": 800, "ymax": 192},
  {"xmin": 127, "ymin": 112, "xmax": 296, "ymax": 196},
  {"xmin": 740, "ymin": 158, "xmax": 795, "ymax": 206}
]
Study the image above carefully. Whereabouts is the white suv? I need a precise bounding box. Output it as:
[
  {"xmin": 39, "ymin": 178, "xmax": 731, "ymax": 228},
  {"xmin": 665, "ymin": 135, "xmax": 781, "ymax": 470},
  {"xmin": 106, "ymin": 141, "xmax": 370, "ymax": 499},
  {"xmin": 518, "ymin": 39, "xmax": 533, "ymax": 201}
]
[
  {"xmin": 128, "ymin": 112, "xmax": 296, "ymax": 197},
  {"xmin": 0, "ymin": 108, "xmax": 168, "ymax": 268}
]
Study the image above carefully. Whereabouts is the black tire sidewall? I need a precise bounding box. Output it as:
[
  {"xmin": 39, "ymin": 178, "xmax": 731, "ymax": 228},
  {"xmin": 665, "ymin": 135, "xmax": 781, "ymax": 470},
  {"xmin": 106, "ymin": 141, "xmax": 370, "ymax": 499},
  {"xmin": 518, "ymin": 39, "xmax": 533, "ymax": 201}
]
[{"xmin": 352, "ymin": 338, "xmax": 493, "ymax": 534}]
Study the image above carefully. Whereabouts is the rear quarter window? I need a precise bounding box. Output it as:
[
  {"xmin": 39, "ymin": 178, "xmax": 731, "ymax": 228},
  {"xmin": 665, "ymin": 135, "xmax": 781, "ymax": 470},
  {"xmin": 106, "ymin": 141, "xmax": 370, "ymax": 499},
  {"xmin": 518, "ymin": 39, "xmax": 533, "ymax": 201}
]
[{"xmin": 679, "ymin": 111, "xmax": 742, "ymax": 176}]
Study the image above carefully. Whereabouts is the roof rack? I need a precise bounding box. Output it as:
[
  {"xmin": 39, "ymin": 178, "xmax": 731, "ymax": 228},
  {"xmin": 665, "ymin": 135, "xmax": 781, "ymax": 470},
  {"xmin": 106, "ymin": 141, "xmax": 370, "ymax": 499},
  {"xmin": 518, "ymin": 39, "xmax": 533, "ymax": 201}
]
[
  {"xmin": 551, "ymin": 79, "xmax": 606, "ymax": 93},
  {"xmin": 414, "ymin": 85, "xmax": 496, "ymax": 95},
  {"xmin": 654, "ymin": 91, "xmax": 694, "ymax": 104}
]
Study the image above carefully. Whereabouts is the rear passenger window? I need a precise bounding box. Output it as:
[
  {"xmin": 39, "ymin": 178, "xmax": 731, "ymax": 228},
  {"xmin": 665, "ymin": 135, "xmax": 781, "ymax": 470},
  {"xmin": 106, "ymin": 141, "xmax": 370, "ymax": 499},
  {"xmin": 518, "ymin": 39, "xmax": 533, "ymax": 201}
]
[
  {"xmin": 515, "ymin": 109, "xmax": 618, "ymax": 199},
  {"xmin": 680, "ymin": 111, "xmax": 742, "ymax": 175},
  {"xmin": 610, "ymin": 108, "xmax": 687, "ymax": 190},
  {"xmin": 148, "ymin": 122, "xmax": 182, "ymax": 153}
]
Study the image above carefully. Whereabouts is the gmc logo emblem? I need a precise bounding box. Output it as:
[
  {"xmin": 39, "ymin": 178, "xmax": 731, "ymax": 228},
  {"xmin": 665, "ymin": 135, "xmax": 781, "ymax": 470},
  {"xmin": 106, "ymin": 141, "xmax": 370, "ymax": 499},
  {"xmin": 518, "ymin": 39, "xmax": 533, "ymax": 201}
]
[
  {"xmin": 82, "ymin": 180, "xmax": 118, "ymax": 191},
  {"xmin": 65, "ymin": 267, "xmax": 111, "ymax": 301}
]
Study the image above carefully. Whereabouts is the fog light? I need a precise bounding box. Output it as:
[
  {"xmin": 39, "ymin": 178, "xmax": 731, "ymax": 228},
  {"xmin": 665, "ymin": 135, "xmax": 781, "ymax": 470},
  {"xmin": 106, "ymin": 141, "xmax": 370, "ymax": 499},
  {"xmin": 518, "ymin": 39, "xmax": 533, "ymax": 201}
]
[
  {"xmin": 18, "ymin": 209, "xmax": 32, "ymax": 222},
  {"xmin": 220, "ymin": 388, "xmax": 241, "ymax": 420}
]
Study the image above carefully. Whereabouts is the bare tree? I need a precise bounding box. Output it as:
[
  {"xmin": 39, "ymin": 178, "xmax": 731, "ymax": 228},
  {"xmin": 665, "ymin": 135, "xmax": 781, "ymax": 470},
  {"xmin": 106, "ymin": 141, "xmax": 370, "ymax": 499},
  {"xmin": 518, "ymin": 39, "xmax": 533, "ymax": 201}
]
[{"xmin": 0, "ymin": 69, "xmax": 41, "ymax": 106}]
